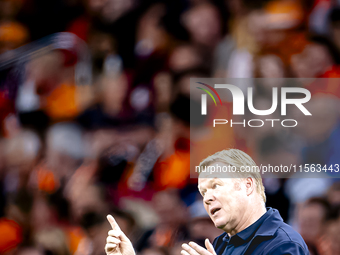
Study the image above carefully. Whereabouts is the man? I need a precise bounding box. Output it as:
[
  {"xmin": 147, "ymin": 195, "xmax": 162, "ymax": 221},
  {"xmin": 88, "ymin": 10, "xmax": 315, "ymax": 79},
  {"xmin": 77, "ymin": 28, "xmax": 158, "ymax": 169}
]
[{"xmin": 105, "ymin": 149, "xmax": 309, "ymax": 255}]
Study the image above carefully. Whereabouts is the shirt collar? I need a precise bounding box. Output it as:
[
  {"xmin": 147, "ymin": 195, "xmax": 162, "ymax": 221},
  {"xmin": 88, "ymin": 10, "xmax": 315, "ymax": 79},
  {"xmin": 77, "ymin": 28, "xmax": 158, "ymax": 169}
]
[{"xmin": 254, "ymin": 207, "xmax": 283, "ymax": 237}]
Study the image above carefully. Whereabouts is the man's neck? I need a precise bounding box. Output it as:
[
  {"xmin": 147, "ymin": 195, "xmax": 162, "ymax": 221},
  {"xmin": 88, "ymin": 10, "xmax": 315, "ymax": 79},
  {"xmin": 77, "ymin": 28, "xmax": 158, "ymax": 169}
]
[{"xmin": 228, "ymin": 203, "xmax": 267, "ymax": 236}]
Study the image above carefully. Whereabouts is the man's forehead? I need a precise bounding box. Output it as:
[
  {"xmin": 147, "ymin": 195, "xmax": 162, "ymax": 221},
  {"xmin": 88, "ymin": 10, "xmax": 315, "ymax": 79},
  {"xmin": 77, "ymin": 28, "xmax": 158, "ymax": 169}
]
[
  {"xmin": 198, "ymin": 169, "xmax": 239, "ymax": 188},
  {"xmin": 198, "ymin": 175, "xmax": 231, "ymax": 188}
]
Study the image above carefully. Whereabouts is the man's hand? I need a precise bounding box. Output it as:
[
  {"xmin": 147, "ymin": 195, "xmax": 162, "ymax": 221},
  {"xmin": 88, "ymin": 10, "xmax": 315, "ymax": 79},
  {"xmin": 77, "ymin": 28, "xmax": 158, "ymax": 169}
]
[
  {"xmin": 105, "ymin": 215, "xmax": 136, "ymax": 255},
  {"xmin": 181, "ymin": 239, "xmax": 217, "ymax": 255}
]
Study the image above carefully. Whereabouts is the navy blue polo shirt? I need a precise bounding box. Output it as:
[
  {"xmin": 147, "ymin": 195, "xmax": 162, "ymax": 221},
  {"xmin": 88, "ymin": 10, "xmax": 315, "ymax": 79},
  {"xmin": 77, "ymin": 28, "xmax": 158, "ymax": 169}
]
[{"xmin": 212, "ymin": 208, "xmax": 309, "ymax": 255}]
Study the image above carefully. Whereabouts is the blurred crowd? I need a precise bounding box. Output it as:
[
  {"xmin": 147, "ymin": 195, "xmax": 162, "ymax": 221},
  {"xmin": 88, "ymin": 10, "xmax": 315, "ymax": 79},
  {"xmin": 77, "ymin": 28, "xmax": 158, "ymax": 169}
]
[{"xmin": 1, "ymin": 0, "xmax": 340, "ymax": 255}]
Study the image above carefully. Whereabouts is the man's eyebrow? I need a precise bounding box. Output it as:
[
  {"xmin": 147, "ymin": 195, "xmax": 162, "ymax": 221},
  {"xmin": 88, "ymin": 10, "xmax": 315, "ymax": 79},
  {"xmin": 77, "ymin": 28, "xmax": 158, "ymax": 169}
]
[{"xmin": 198, "ymin": 178, "xmax": 217, "ymax": 191}]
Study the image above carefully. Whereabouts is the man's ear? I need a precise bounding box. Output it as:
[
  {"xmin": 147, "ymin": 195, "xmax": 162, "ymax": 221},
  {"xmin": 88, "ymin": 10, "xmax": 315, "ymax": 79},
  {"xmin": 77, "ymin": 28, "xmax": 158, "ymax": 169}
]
[{"xmin": 245, "ymin": 177, "xmax": 255, "ymax": 196}]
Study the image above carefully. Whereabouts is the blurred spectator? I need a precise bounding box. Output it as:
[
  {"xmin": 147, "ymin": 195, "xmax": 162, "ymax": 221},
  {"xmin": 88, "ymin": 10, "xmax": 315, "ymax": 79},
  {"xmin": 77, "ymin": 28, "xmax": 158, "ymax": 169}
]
[
  {"xmin": 297, "ymin": 197, "xmax": 333, "ymax": 253},
  {"xmin": 291, "ymin": 40, "xmax": 335, "ymax": 78},
  {"xmin": 188, "ymin": 199, "xmax": 223, "ymax": 242},
  {"xmin": 135, "ymin": 189, "xmax": 189, "ymax": 251},
  {"xmin": 182, "ymin": 3, "xmax": 222, "ymax": 49},
  {"xmin": 0, "ymin": 0, "xmax": 29, "ymax": 53},
  {"xmin": 317, "ymin": 218, "xmax": 340, "ymax": 255},
  {"xmin": 34, "ymin": 227, "xmax": 70, "ymax": 255},
  {"xmin": 74, "ymin": 211, "xmax": 111, "ymax": 255},
  {"xmin": 326, "ymin": 181, "xmax": 340, "ymax": 207},
  {"xmin": 168, "ymin": 45, "xmax": 204, "ymax": 74},
  {"xmin": 329, "ymin": 7, "xmax": 340, "ymax": 52}
]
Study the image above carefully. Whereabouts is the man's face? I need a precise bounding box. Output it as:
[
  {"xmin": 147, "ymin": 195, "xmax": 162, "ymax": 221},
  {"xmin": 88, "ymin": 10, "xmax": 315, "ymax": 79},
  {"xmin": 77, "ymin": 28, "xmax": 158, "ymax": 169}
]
[{"xmin": 198, "ymin": 162, "xmax": 248, "ymax": 233}]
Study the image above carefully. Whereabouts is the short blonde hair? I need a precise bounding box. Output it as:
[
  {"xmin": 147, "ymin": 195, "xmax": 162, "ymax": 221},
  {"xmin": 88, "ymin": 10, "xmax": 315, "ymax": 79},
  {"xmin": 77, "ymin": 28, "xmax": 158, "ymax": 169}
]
[{"xmin": 199, "ymin": 149, "xmax": 266, "ymax": 203}]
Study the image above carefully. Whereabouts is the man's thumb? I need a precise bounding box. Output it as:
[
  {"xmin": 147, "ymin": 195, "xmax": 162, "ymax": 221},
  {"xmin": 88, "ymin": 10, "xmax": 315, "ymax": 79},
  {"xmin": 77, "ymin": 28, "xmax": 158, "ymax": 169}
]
[{"xmin": 205, "ymin": 239, "xmax": 216, "ymax": 255}]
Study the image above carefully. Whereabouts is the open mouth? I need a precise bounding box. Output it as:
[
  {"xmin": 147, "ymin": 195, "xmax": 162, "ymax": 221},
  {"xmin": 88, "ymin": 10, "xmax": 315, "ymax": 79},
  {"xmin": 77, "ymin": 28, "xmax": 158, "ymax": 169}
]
[{"xmin": 210, "ymin": 208, "xmax": 221, "ymax": 216}]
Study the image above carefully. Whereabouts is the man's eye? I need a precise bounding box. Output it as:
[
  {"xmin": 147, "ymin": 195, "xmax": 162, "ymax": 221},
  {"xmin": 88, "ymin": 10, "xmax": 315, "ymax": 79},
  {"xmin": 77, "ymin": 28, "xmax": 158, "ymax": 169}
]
[{"xmin": 212, "ymin": 184, "xmax": 220, "ymax": 189}]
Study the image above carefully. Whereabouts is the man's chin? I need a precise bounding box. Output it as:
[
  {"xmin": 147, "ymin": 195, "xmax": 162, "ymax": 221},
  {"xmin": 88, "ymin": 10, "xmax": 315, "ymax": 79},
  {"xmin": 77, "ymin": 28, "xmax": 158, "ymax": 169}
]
[{"xmin": 214, "ymin": 221, "xmax": 226, "ymax": 230}]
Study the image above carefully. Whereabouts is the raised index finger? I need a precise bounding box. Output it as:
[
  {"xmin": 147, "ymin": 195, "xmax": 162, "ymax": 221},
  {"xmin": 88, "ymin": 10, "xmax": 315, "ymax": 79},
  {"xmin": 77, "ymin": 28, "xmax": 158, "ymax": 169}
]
[{"xmin": 107, "ymin": 214, "xmax": 121, "ymax": 231}]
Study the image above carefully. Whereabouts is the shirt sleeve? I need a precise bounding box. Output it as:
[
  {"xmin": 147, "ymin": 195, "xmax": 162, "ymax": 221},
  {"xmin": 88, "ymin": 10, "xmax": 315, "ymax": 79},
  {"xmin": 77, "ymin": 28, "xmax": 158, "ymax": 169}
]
[{"xmin": 267, "ymin": 241, "xmax": 309, "ymax": 255}]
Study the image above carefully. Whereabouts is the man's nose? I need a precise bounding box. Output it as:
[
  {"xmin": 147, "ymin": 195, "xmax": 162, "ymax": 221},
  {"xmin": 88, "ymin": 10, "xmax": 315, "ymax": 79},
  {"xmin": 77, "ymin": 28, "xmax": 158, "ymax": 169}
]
[{"xmin": 203, "ymin": 190, "xmax": 215, "ymax": 204}]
